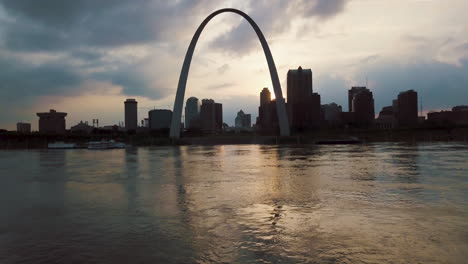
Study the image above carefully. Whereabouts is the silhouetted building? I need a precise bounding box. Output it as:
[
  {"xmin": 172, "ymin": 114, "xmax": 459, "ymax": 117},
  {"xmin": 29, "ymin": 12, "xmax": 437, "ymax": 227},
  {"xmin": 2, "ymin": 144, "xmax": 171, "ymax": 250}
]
[
  {"xmin": 348, "ymin": 86, "xmax": 374, "ymax": 127},
  {"xmin": 71, "ymin": 121, "xmax": 94, "ymax": 133},
  {"xmin": 260, "ymin": 87, "xmax": 271, "ymax": 106},
  {"xmin": 452, "ymin": 105, "xmax": 468, "ymax": 112},
  {"xmin": 36, "ymin": 109, "xmax": 67, "ymax": 134},
  {"xmin": 124, "ymin": 99, "xmax": 138, "ymax": 131},
  {"xmin": 427, "ymin": 105, "xmax": 468, "ymax": 126},
  {"xmin": 341, "ymin": 112, "xmax": 355, "ymax": 128},
  {"xmin": 287, "ymin": 66, "xmax": 320, "ymax": 130},
  {"xmin": 257, "ymin": 88, "xmax": 279, "ymax": 131},
  {"xmin": 200, "ymin": 99, "xmax": 222, "ymax": 132},
  {"xmin": 375, "ymin": 106, "xmax": 394, "ymax": 129},
  {"xmin": 235, "ymin": 110, "xmax": 251, "ymax": 129},
  {"xmin": 149, "ymin": 109, "xmax": 172, "ymax": 130},
  {"xmin": 321, "ymin": 103, "xmax": 342, "ymax": 127},
  {"xmin": 16, "ymin": 122, "xmax": 31, "ymax": 133},
  {"xmin": 395, "ymin": 90, "xmax": 418, "ymax": 127},
  {"xmin": 185, "ymin": 97, "xmax": 201, "ymax": 129}
]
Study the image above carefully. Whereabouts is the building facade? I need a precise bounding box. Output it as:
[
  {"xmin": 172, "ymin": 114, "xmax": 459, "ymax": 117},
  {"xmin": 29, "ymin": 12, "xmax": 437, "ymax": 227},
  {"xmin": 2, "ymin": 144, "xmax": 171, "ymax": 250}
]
[
  {"xmin": 185, "ymin": 97, "xmax": 201, "ymax": 129},
  {"xmin": 286, "ymin": 66, "xmax": 321, "ymax": 130},
  {"xmin": 149, "ymin": 109, "xmax": 173, "ymax": 130},
  {"xmin": 321, "ymin": 103, "xmax": 342, "ymax": 127},
  {"xmin": 396, "ymin": 90, "xmax": 418, "ymax": 127},
  {"xmin": 348, "ymin": 86, "xmax": 375, "ymax": 127},
  {"xmin": 124, "ymin": 99, "xmax": 138, "ymax": 131},
  {"xmin": 375, "ymin": 106, "xmax": 394, "ymax": 129},
  {"xmin": 200, "ymin": 99, "xmax": 223, "ymax": 132},
  {"xmin": 70, "ymin": 121, "xmax": 94, "ymax": 133},
  {"xmin": 235, "ymin": 110, "xmax": 251, "ymax": 129},
  {"xmin": 36, "ymin": 109, "xmax": 67, "ymax": 134},
  {"xmin": 257, "ymin": 88, "xmax": 279, "ymax": 132},
  {"xmin": 427, "ymin": 105, "xmax": 468, "ymax": 126},
  {"xmin": 16, "ymin": 122, "xmax": 31, "ymax": 133}
]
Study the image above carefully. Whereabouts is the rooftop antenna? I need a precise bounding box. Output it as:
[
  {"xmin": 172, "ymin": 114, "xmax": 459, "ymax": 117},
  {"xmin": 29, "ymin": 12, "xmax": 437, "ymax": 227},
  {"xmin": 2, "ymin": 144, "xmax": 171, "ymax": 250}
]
[
  {"xmin": 420, "ymin": 97, "xmax": 423, "ymax": 117},
  {"xmin": 366, "ymin": 76, "xmax": 368, "ymax": 88}
]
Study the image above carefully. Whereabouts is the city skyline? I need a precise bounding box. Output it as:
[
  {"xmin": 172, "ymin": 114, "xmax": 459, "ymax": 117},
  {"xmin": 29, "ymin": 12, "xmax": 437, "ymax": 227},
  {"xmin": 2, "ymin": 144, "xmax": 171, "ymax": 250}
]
[{"xmin": 1, "ymin": 0, "xmax": 468, "ymax": 130}]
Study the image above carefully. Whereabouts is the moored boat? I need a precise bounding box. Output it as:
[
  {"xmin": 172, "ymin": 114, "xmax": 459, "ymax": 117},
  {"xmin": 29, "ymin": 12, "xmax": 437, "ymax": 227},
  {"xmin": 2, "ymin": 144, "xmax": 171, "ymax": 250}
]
[
  {"xmin": 48, "ymin": 142, "xmax": 77, "ymax": 149},
  {"xmin": 87, "ymin": 140, "xmax": 128, "ymax": 149}
]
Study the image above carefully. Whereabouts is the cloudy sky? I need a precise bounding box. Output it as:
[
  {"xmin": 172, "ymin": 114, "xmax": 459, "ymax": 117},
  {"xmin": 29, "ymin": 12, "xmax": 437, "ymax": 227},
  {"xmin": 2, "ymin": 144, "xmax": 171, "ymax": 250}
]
[{"xmin": 0, "ymin": 0, "xmax": 467, "ymax": 130}]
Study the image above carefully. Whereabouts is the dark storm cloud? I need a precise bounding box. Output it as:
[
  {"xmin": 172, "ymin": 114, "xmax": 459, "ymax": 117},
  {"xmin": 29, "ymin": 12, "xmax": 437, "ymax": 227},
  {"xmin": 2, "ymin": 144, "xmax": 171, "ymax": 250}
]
[
  {"xmin": 0, "ymin": 55, "xmax": 81, "ymax": 101},
  {"xmin": 210, "ymin": 0, "xmax": 350, "ymax": 55},
  {"xmin": 0, "ymin": 0, "xmax": 217, "ymax": 51},
  {"xmin": 303, "ymin": 0, "xmax": 348, "ymax": 19},
  {"xmin": 0, "ymin": 0, "xmax": 220, "ymax": 105}
]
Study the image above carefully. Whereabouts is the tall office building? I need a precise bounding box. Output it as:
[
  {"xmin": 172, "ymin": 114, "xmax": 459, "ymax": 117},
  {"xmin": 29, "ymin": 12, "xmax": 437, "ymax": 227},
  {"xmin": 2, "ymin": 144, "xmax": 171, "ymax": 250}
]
[
  {"xmin": 36, "ymin": 109, "xmax": 67, "ymax": 134},
  {"xmin": 348, "ymin": 87, "xmax": 375, "ymax": 127},
  {"xmin": 257, "ymin": 88, "xmax": 279, "ymax": 131},
  {"xmin": 124, "ymin": 99, "xmax": 138, "ymax": 131},
  {"xmin": 287, "ymin": 66, "xmax": 320, "ymax": 130},
  {"xmin": 200, "ymin": 99, "xmax": 222, "ymax": 132},
  {"xmin": 185, "ymin": 97, "xmax": 201, "ymax": 129},
  {"xmin": 396, "ymin": 90, "xmax": 418, "ymax": 127},
  {"xmin": 260, "ymin": 87, "xmax": 271, "ymax": 107},
  {"xmin": 235, "ymin": 110, "xmax": 251, "ymax": 129}
]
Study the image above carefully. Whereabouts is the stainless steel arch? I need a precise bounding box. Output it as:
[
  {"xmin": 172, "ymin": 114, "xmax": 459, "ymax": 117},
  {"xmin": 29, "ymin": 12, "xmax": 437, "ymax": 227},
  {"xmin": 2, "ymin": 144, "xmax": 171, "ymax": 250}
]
[{"xmin": 169, "ymin": 8, "xmax": 290, "ymax": 138}]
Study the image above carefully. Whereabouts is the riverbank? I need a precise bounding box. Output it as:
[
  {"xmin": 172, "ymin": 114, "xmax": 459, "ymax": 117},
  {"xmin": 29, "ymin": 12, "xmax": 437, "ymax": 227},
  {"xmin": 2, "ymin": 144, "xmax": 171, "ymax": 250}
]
[{"xmin": 1, "ymin": 127, "xmax": 467, "ymax": 149}]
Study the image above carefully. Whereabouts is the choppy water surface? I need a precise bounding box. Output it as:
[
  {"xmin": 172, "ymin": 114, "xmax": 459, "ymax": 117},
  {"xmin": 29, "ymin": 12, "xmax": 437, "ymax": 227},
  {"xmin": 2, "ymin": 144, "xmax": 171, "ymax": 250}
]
[{"xmin": 0, "ymin": 143, "xmax": 467, "ymax": 263}]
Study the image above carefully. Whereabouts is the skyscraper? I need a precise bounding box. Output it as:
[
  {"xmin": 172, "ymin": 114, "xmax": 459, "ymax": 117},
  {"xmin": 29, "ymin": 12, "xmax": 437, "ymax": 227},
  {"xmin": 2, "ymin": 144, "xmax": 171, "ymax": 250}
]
[
  {"xmin": 287, "ymin": 66, "xmax": 320, "ymax": 130},
  {"xmin": 396, "ymin": 90, "xmax": 418, "ymax": 127},
  {"xmin": 257, "ymin": 88, "xmax": 279, "ymax": 131},
  {"xmin": 124, "ymin": 99, "xmax": 138, "ymax": 131},
  {"xmin": 200, "ymin": 99, "xmax": 222, "ymax": 132},
  {"xmin": 235, "ymin": 110, "xmax": 251, "ymax": 129},
  {"xmin": 348, "ymin": 87, "xmax": 375, "ymax": 127},
  {"xmin": 185, "ymin": 97, "xmax": 201, "ymax": 129},
  {"xmin": 260, "ymin": 87, "xmax": 271, "ymax": 107}
]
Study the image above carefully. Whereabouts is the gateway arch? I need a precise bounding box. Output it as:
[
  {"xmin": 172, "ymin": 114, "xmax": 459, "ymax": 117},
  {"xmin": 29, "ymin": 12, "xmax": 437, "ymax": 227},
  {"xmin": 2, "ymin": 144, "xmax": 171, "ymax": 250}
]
[{"xmin": 169, "ymin": 8, "xmax": 290, "ymax": 138}]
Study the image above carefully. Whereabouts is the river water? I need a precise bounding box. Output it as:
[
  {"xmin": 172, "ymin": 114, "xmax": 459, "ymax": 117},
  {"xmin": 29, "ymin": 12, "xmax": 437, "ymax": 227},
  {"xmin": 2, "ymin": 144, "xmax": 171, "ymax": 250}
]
[{"xmin": 0, "ymin": 143, "xmax": 467, "ymax": 263}]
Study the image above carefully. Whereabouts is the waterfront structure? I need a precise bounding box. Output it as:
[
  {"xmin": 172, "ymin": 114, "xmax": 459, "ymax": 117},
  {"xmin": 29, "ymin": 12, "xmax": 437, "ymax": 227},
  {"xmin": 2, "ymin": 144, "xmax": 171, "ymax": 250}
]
[
  {"xmin": 395, "ymin": 90, "xmax": 418, "ymax": 127},
  {"xmin": 70, "ymin": 121, "xmax": 94, "ymax": 133},
  {"xmin": 452, "ymin": 105, "xmax": 468, "ymax": 112},
  {"xmin": 427, "ymin": 105, "xmax": 468, "ymax": 126},
  {"xmin": 16, "ymin": 122, "xmax": 31, "ymax": 133},
  {"xmin": 36, "ymin": 109, "xmax": 67, "ymax": 134},
  {"xmin": 185, "ymin": 97, "xmax": 201, "ymax": 129},
  {"xmin": 348, "ymin": 87, "xmax": 375, "ymax": 127},
  {"xmin": 149, "ymin": 109, "xmax": 173, "ymax": 130},
  {"xmin": 287, "ymin": 66, "xmax": 320, "ymax": 130},
  {"xmin": 321, "ymin": 103, "xmax": 342, "ymax": 127},
  {"xmin": 169, "ymin": 8, "xmax": 290, "ymax": 138},
  {"xmin": 124, "ymin": 99, "xmax": 138, "ymax": 131},
  {"xmin": 235, "ymin": 110, "xmax": 251, "ymax": 129},
  {"xmin": 200, "ymin": 99, "xmax": 223, "ymax": 132}
]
